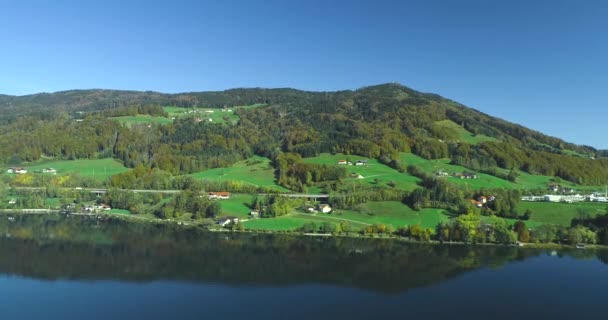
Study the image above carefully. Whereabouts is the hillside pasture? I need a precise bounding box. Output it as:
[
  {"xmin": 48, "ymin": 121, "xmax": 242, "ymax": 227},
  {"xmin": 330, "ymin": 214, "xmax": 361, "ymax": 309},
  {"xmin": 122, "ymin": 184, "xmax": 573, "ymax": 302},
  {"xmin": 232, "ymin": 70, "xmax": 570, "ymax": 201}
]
[
  {"xmin": 23, "ymin": 158, "xmax": 130, "ymax": 181},
  {"xmin": 190, "ymin": 156, "xmax": 288, "ymax": 192},
  {"xmin": 302, "ymin": 153, "xmax": 421, "ymax": 191},
  {"xmin": 433, "ymin": 120, "xmax": 497, "ymax": 145},
  {"xmin": 400, "ymin": 153, "xmax": 516, "ymax": 189},
  {"xmin": 518, "ymin": 201, "xmax": 608, "ymax": 226}
]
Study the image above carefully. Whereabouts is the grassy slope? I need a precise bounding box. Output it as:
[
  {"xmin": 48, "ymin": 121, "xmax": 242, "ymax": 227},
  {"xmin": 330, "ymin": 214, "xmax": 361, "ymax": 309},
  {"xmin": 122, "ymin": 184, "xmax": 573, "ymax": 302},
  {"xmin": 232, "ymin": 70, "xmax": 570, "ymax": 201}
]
[
  {"xmin": 333, "ymin": 201, "xmax": 450, "ymax": 229},
  {"xmin": 401, "ymin": 153, "xmax": 516, "ymax": 189},
  {"xmin": 109, "ymin": 104, "xmax": 266, "ymax": 126},
  {"xmin": 434, "ymin": 120, "xmax": 497, "ymax": 144},
  {"xmin": 24, "ymin": 159, "xmax": 129, "ymax": 180},
  {"xmin": 302, "ymin": 153, "xmax": 421, "ymax": 191},
  {"xmin": 190, "ymin": 156, "xmax": 288, "ymax": 192},
  {"xmin": 518, "ymin": 201, "xmax": 608, "ymax": 226}
]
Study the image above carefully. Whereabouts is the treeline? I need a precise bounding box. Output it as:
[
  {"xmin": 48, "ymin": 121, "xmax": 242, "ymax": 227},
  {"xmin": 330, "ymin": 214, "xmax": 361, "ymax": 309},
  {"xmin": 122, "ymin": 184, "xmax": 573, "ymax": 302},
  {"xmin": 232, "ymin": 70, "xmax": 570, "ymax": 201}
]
[
  {"xmin": 274, "ymin": 152, "xmax": 348, "ymax": 192},
  {"xmin": 91, "ymin": 105, "xmax": 168, "ymax": 118}
]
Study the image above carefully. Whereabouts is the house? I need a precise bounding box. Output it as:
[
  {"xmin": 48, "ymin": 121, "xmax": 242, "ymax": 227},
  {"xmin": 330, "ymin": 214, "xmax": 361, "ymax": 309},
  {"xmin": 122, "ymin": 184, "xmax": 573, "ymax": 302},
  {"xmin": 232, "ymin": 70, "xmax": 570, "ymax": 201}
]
[
  {"xmin": 7, "ymin": 167, "xmax": 27, "ymax": 174},
  {"xmin": 43, "ymin": 168, "xmax": 57, "ymax": 174},
  {"xmin": 337, "ymin": 160, "xmax": 347, "ymax": 165},
  {"xmin": 454, "ymin": 172, "xmax": 477, "ymax": 179},
  {"xmin": 96, "ymin": 204, "xmax": 111, "ymax": 211},
  {"xmin": 355, "ymin": 160, "xmax": 368, "ymax": 166},
  {"xmin": 318, "ymin": 204, "xmax": 332, "ymax": 213},
  {"xmin": 307, "ymin": 207, "xmax": 317, "ymax": 213},
  {"xmin": 548, "ymin": 184, "xmax": 560, "ymax": 192},
  {"xmin": 478, "ymin": 196, "xmax": 487, "ymax": 204},
  {"xmin": 8, "ymin": 199, "xmax": 16, "ymax": 205},
  {"xmin": 436, "ymin": 170, "xmax": 449, "ymax": 177},
  {"xmin": 208, "ymin": 192, "xmax": 231, "ymax": 200},
  {"xmin": 218, "ymin": 217, "xmax": 239, "ymax": 227},
  {"xmin": 250, "ymin": 210, "xmax": 260, "ymax": 218}
]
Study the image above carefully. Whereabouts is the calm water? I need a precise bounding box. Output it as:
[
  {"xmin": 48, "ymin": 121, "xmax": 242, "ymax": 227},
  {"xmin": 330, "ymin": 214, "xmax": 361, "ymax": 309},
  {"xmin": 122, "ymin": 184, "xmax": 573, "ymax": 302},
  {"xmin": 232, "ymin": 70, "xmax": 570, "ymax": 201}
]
[{"xmin": 0, "ymin": 214, "xmax": 607, "ymax": 319}]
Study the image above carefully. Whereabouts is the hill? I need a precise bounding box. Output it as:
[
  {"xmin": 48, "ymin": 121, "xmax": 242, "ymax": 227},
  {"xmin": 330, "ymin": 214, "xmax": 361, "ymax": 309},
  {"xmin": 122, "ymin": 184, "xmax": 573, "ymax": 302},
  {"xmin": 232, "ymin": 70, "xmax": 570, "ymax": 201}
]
[{"xmin": 1, "ymin": 83, "xmax": 605, "ymax": 187}]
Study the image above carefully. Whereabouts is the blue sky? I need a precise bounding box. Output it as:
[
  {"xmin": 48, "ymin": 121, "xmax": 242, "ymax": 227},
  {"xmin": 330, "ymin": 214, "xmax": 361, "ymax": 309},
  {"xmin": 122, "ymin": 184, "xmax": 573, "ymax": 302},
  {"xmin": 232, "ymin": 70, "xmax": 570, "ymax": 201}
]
[{"xmin": 0, "ymin": 0, "xmax": 607, "ymax": 147}]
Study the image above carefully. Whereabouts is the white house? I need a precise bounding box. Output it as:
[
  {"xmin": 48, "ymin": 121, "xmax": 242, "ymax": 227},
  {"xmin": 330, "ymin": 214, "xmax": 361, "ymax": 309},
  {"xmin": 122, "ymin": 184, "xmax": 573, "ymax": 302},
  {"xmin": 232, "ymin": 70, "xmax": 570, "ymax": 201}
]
[
  {"xmin": 208, "ymin": 192, "xmax": 231, "ymax": 200},
  {"xmin": 218, "ymin": 217, "xmax": 239, "ymax": 227},
  {"xmin": 250, "ymin": 210, "xmax": 260, "ymax": 218},
  {"xmin": 318, "ymin": 204, "xmax": 332, "ymax": 213},
  {"xmin": 7, "ymin": 167, "xmax": 27, "ymax": 174}
]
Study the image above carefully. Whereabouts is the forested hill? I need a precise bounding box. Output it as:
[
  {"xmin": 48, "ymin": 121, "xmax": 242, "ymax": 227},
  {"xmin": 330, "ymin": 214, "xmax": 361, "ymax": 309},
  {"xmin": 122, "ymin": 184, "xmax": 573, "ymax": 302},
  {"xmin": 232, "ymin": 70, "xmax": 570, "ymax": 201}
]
[{"xmin": 0, "ymin": 83, "xmax": 606, "ymax": 185}]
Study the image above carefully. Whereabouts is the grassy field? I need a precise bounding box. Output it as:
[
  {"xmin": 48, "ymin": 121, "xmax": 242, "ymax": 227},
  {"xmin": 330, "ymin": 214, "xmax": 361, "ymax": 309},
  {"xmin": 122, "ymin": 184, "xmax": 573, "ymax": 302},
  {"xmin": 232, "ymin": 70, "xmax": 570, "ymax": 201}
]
[
  {"xmin": 109, "ymin": 104, "xmax": 266, "ymax": 127},
  {"xmin": 433, "ymin": 120, "xmax": 497, "ymax": 145},
  {"xmin": 332, "ymin": 201, "xmax": 451, "ymax": 229},
  {"xmin": 217, "ymin": 194, "xmax": 257, "ymax": 219},
  {"xmin": 24, "ymin": 158, "xmax": 130, "ymax": 181},
  {"xmin": 242, "ymin": 201, "xmax": 450, "ymax": 232},
  {"xmin": 243, "ymin": 215, "xmax": 338, "ymax": 231},
  {"xmin": 190, "ymin": 156, "xmax": 288, "ymax": 192},
  {"xmin": 108, "ymin": 209, "xmax": 131, "ymax": 215},
  {"xmin": 518, "ymin": 201, "xmax": 608, "ymax": 226},
  {"xmin": 401, "ymin": 153, "xmax": 516, "ymax": 189},
  {"xmin": 302, "ymin": 153, "xmax": 421, "ymax": 191}
]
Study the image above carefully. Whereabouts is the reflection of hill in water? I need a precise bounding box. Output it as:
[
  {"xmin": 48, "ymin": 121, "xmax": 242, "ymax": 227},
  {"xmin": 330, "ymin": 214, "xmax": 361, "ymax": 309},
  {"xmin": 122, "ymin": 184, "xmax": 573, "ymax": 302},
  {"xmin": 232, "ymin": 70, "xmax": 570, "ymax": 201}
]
[{"xmin": 0, "ymin": 214, "xmax": 601, "ymax": 293}]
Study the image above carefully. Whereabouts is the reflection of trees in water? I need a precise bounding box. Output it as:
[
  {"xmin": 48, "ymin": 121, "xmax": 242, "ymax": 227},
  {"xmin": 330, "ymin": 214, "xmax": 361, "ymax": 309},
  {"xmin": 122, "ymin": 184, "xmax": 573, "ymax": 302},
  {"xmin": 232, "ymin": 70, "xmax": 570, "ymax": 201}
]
[{"xmin": 0, "ymin": 214, "xmax": 602, "ymax": 293}]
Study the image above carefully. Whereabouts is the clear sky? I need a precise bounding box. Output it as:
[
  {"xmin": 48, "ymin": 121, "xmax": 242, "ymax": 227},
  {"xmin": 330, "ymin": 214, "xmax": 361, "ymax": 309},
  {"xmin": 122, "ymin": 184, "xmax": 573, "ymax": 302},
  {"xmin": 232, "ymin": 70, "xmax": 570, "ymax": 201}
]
[{"xmin": 1, "ymin": 0, "xmax": 607, "ymax": 147}]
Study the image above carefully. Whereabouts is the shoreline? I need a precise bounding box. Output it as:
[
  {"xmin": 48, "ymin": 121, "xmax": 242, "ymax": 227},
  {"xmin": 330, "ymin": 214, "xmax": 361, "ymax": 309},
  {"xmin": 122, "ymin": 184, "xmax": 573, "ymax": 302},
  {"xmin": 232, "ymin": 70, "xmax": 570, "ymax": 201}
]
[{"xmin": 1, "ymin": 211, "xmax": 605, "ymax": 251}]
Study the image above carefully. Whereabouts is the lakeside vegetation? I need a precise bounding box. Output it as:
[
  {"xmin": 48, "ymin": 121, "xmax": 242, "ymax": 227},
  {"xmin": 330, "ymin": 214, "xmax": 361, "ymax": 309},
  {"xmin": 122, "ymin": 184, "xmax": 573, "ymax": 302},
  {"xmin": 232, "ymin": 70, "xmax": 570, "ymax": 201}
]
[{"xmin": 1, "ymin": 84, "xmax": 608, "ymax": 247}]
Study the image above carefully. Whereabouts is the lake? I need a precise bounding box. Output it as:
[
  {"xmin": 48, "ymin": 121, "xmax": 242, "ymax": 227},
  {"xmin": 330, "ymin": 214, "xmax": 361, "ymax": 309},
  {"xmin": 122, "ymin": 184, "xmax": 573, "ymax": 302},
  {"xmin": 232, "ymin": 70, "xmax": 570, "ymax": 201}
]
[{"xmin": 0, "ymin": 214, "xmax": 607, "ymax": 319}]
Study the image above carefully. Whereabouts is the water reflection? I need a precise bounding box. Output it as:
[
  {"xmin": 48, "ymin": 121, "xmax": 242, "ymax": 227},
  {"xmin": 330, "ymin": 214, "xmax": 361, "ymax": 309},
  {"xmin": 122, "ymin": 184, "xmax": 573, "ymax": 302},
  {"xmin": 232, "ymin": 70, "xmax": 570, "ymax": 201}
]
[{"xmin": 0, "ymin": 214, "xmax": 605, "ymax": 293}]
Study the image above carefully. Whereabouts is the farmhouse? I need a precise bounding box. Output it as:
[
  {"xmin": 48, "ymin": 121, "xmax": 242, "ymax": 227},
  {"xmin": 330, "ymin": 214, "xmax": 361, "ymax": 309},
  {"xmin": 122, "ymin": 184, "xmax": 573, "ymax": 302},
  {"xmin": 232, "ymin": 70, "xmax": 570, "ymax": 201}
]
[
  {"xmin": 250, "ymin": 210, "xmax": 260, "ymax": 218},
  {"xmin": 454, "ymin": 172, "xmax": 477, "ymax": 179},
  {"xmin": 355, "ymin": 160, "xmax": 368, "ymax": 166},
  {"xmin": 318, "ymin": 204, "xmax": 332, "ymax": 213},
  {"xmin": 218, "ymin": 217, "xmax": 239, "ymax": 227},
  {"xmin": 208, "ymin": 192, "xmax": 231, "ymax": 200},
  {"xmin": 43, "ymin": 168, "xmax": 57, "ymax": 174},
  {"xmin": 337, "ymin": 160, "xmax": 347, "ymax": 165},
  {"xmin": 7, "ymin": 167, "xmax": 27, "ymax": 174}
]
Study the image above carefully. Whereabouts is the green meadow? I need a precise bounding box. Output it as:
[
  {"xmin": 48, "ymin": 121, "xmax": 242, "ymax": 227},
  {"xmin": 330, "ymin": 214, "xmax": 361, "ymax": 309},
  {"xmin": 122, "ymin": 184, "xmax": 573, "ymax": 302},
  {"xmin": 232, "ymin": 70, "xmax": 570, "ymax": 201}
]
[
  {"xmin": 400, "ymin": 153, "xmax": 516, "ymax": 189},
  {"xmin": 302, "ymin": 153, "xmax": 421, "ymax": 191},
  {"xmin": 518, "ymin": 201, "xmax": 608, "ymax": 226},
  {"xmin": 110, "ymin": 104, "xmax": 267, "ymax": 126},
  {"xmin": 332, "ymin": 201, "xmax": 451, "ymax": 229},
  {"xmin": 24, "ymin": 158, "xmax": 130, "ymax": 181},
  {"xmin": 433, "ymin": 120, "xmax": 497, "ymax": 145},
  {"xmin": 191, "ymin": 156, "xmax": 288, "ymax": 192}
]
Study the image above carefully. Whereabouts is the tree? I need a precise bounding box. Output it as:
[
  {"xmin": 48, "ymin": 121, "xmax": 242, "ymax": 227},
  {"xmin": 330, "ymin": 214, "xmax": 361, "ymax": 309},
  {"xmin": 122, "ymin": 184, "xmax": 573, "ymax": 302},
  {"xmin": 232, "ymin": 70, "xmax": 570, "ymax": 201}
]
[{"xmin": 513, "ymin": 220, "xmax": 530, "ymax": 243}]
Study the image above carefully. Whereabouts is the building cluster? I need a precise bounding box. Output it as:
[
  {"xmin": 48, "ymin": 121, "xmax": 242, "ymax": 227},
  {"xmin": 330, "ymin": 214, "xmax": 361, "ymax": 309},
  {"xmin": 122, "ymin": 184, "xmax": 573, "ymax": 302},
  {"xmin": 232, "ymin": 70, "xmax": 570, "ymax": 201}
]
[
  {"xmin": 522, "ymin": 193, "xmax": 608, "ymax": 203},
  {"xmin": 307, "ymin": 203, "xmax": 332, "ymax": 214},
  {"xmin": 469, "ymin": 195, "xmax": 496, "ymax": 208},
  {"xmin": 337, "ymin": 160, "xmax": 368, "ymax": 166},
  {"xmin": 208, "ymin": 192, "xmax": 231, "ymax": 200},
  {"xmin": 522, "ymin": 183, "xmax": 608, "ymax": 203},
  {"xmin": 437, "ymin": 170, "xmax": 478, "ymax": 179},
  {"xmin": 6, "ymin": 167, "xmax": 27, "ymax": 174}
]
